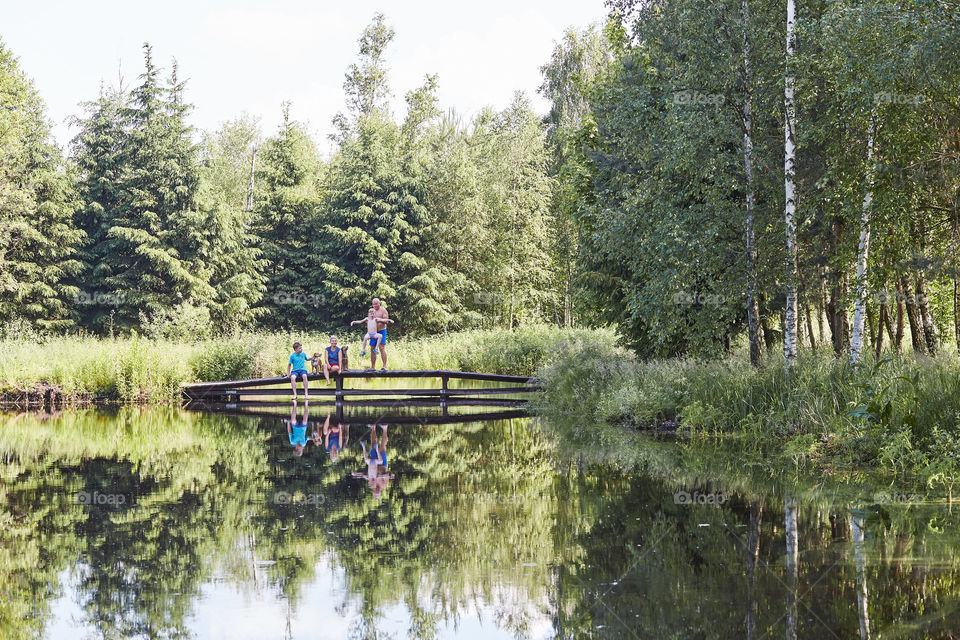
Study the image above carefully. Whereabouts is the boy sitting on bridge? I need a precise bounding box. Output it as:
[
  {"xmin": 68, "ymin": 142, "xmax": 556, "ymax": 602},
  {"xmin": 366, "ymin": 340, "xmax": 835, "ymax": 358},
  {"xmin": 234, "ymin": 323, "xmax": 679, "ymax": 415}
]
[{"xmin": 287, "ymin": 342, "xmax": 310, "ymax": 402}]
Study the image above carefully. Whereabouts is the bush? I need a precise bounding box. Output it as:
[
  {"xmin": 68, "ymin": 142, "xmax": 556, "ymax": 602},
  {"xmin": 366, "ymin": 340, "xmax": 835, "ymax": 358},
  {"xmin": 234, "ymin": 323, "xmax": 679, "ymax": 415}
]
[
  {"xmin": 536, "ymin": 340, "xmax": 960, "ymax": 479},
  {"xmin": 189, "ymin": 337, "xmax": 267, "ymax": 382}
]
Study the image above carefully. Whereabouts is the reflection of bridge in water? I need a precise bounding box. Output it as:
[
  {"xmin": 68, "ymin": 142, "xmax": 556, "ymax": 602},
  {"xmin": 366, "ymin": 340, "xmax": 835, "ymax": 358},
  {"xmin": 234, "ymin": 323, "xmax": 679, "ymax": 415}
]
[
  {"xmin": 185, "ymin": 403, "xmax": 531, "ymax": 426},
  {"xmin": 182, "ymin": 369, "xmax": 538, "ymax": 424}
]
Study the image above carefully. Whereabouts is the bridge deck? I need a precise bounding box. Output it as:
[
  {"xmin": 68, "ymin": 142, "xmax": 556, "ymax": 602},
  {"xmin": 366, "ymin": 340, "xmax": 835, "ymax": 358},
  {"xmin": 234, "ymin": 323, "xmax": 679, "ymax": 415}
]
[{"xmin": 182, "ymin": 369, "xmax": 539, "ymax": 402}]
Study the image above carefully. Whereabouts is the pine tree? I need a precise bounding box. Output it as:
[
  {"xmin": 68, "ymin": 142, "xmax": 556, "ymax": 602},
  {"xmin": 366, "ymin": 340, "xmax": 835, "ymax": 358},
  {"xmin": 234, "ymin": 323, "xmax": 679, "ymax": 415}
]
[
  {"xmin": 199, "ymin": 116, "xmax": 267, "ymax": 329},
  {"xmin": 0, "ymin": 38, "xmax": 83, "ymax": 331},
  {"xmin": 314, "ymin": 112, "xmax": 411, "ymax": 327},
  {"xmin": 252, "ymin": 107, "xmax": 322, "ymax": 329},
  {"xmin": 73, "ymin": 44, "xmax": 212, "ymax": 332},
  {"xmin": 71, "ymin": 86, "xmax": 128, "ymax": 330}
]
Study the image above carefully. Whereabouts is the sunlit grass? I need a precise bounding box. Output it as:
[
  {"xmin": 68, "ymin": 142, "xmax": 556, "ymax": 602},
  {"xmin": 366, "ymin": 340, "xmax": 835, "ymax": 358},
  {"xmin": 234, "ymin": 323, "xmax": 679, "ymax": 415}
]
[
  {"xmin": 538, "ymin": 340, "xmax": 960, "ymax": 479},
  {"xmin": 0, "ymin": 326, "xmax": 617, "ymax": 403}
]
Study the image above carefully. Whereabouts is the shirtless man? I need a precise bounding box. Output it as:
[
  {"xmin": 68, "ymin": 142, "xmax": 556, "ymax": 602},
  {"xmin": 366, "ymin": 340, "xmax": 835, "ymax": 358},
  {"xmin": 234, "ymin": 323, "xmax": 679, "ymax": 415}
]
[{"xmin": 370, "ymin": 298, "xmax": 391, "ymax": 371}]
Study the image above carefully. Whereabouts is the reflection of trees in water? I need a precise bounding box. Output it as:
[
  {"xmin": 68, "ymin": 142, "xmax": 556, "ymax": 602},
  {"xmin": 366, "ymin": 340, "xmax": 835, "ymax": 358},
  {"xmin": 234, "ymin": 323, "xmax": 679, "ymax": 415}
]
[
  {"xmin": 542, "ymin": 420, "xmax": 960, "ymax": 639},
  {"xmin": 257, "ymin": 415, "xmax": 559, "ymax": 639},
  {"xmin": 0, "ymin": 409, "xmax": 269, "ymax": 640},
  {"xmin": 3, "ymin": 409, "xmax": 960, "ymax": 639}
]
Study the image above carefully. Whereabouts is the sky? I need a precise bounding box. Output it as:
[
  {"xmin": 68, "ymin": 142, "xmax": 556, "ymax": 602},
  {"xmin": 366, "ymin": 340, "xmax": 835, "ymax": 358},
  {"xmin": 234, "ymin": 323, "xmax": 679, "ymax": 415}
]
[{"xmin": 3, "ymin": 0, "xmax": 610, "ymax": 155}]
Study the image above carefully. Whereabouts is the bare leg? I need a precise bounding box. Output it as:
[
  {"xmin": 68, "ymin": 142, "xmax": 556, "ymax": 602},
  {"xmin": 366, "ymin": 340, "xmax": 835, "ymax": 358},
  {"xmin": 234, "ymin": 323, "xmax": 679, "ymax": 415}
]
[
  {"xmin": 323, "ymin": 361, "xmax": 331, "ymax": 385},
  {"xmin": 289, "ymin": 374, "xmax": 297, "ymax": 402},
  {"xmin": 300, "ymin": 372, "xmax": 310, "ymax": 401},
  {"xmin": 379, "ymin": 343, "xmax": 387, "ymax": 370},
  {"xmin": 370, "ymin": 335, "xmax": 377, "ymax": 369}
]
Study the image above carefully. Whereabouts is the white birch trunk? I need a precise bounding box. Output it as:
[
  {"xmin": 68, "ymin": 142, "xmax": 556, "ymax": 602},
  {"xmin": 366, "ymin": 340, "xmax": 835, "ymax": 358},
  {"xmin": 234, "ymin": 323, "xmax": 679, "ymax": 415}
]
[
  {"xmin": 852, "ymin": 514, "xmax": 872, "ymax": 639},
  {"xmin": 785, "ymin": 495, "xmax": 799, "ymax": 640},
  {"xmin": 850, "ymin": 114, "xmax": 877, "ymax": 364},
  {"xmin": 783, "ymin": 0, "xmax": 799, "ymax": 368},
  {"xmin": 743, "ymin": 0, "xmax": 763, "ymax": 367}
]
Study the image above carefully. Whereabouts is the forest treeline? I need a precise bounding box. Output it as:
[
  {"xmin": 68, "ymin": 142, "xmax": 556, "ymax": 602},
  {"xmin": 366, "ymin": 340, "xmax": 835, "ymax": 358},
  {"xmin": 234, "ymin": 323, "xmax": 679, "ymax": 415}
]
[{"xmin": 2, "ymin": 1, "xmax": 959, "ymax": 363}]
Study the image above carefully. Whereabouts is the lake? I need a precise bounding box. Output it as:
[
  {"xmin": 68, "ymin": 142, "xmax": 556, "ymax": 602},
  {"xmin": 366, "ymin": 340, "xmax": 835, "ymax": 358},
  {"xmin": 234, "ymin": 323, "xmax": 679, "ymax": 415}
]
[{"xmin": 1, "ymin": 404, "xmax": 958, "ymax": 639}]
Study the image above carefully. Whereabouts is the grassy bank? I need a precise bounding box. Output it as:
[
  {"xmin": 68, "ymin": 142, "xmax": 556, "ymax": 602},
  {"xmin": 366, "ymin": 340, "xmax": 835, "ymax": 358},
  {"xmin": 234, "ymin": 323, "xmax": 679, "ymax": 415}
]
[
  {"xmin": 537, "ymin": 340, "xmax": 960, "ymax": 485},
  {"xmin": 0, "ymin": 326, "xmax": 615, "ymax": 404}
]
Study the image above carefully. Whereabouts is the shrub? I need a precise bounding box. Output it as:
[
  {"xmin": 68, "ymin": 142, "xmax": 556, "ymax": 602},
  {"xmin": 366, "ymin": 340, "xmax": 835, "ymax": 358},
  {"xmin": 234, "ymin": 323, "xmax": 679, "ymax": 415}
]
[{"xmin": 190, "ymin": 337, "xmax": 267, "ymax": 382}]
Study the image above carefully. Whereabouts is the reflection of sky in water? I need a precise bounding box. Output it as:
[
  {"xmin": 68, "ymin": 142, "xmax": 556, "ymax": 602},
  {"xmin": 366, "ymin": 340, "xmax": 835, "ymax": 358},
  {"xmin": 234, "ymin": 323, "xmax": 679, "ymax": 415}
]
[{"xmin": 46, "ymin": 559, "xmax": 554, "ymax": 640}]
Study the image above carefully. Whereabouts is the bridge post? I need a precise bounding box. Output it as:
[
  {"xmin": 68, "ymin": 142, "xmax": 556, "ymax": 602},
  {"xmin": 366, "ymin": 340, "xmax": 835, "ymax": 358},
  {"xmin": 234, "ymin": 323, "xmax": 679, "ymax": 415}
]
[
  {"xmin": 335, "ymin": 374, "xmax": 343, "ymax": 402},
  {"xmin": 441, "ymin": 374, "xmax": 448, "ymax": 398}
]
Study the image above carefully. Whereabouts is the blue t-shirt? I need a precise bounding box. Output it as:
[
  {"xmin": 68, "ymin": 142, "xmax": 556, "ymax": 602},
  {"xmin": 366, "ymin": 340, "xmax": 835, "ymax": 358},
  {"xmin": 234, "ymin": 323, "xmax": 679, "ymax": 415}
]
[
  {"xmin": 289, "ymin": 423, "xmax": 308, "ymax": 446},
  {"xmin": 326, "ymin": 346, "xmax": 340, "ymax": 364},
  {"xmin": 289, "ymin": 351, "xmax": 309, "ymax": 371}
]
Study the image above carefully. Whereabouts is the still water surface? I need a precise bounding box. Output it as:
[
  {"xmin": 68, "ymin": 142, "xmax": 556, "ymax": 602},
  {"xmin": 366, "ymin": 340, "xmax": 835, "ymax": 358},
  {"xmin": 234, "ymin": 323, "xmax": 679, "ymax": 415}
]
[{"xmin": 1, "ymin": 405, "xmax": 959, "ymax": 639}]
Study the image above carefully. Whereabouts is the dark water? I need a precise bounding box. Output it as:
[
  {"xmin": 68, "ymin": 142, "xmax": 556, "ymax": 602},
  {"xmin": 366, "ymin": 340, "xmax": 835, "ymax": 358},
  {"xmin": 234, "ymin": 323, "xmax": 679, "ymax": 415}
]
[{"xmin": 1, "ymin": 405, "xmax": 959, "ymax": 639}]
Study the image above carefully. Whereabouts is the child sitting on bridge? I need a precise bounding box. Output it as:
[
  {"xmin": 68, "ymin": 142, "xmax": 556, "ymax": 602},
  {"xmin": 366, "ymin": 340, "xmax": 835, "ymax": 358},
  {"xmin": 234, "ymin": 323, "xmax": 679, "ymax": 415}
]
[
  {"xmin": 314, "ymin": 336, "xmax": 347, "ymax": 385},
  {"xmin": 351, "ymin": 308, "xmax": 393, "ymax": 358},
  {"xmin": 287, "ymin": 342, "xmax": 310, "ymax": 402}
]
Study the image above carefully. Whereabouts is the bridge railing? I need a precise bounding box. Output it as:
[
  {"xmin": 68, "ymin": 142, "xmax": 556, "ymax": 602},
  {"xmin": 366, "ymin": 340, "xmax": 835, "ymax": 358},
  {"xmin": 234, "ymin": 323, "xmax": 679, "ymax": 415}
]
[{"xmin": 182, "ymin": 369, "xmax": 540, "ymax": 403}]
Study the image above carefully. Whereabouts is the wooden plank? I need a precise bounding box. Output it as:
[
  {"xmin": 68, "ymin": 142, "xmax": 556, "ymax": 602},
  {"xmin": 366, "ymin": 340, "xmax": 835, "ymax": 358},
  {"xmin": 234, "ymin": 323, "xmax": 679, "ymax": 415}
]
[
  {"xmin": 182, "ymin": 369, "xmax": 534, "ymax": 392},
  {"xmin": 183, "ymin": 404, "xmax": 531, "ymax": 425},
  {"xmin": 185, "ymin": 397, "xmax": 528, "ymax": 409},
  {"xmin": 218, "ymin": 385, "xmax": 538, "ymax": 398}
]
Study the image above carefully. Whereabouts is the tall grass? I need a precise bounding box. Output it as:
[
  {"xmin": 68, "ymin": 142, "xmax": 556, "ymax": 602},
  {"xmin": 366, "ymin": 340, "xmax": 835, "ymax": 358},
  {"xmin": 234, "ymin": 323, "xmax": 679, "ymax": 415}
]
[
  {"xmin": 537, "ymin": 339, "xmax": 960, "ymax": 479},
  {"xmin": 0, "ymin": 326, "xmax": 616, "ymax": 404}
]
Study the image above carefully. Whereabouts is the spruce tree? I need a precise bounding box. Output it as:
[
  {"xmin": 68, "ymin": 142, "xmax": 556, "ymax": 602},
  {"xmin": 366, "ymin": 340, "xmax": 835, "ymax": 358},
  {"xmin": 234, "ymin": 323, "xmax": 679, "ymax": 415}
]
[
  {"xmin": 252, "ymin": 107, "xmax": 322, "ymax": 329},
  {"xmin": 199, "ymin": 116, "xmax": 267, "ymax": 329},
  {"xmin": 73, "ymin": 44, "xmax": 212, "ymax": 332},
  {"xmin": 0, "ymin": 39, "xmax": 83, "ymax": 331}
]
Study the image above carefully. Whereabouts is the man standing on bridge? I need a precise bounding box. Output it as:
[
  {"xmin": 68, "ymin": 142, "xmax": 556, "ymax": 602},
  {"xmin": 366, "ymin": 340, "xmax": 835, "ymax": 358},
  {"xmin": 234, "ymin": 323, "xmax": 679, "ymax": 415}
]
[{"xmin": 370, "ymin": 297, "xmax": 391, "ymax": 371}]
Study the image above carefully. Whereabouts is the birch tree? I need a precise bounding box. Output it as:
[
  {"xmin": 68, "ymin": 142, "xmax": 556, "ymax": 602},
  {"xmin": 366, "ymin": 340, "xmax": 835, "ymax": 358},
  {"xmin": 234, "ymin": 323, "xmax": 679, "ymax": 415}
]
[
  {"xmin": 849, "ymin": 113, "xmax": 876, "ymax": 364},
  {"xmin": 783, "ymin": 0, "xmax": 799, "ymax": 367},
  {"xmin": 741, "ymin": 0, "xmax": 763, "ymax": 366}
]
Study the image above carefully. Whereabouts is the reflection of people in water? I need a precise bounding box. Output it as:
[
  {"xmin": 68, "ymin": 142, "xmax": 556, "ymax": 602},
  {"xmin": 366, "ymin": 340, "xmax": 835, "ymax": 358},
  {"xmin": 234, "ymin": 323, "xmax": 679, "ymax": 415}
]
[
  {"xmin": 285, "ymin": 401, "xmax": 311, "ymax": 457},
  {"xmin": 322, "ymin": 412, "xmax": 348, "ymax": 461},
  {"xmin": 352, "ymin": 424, "xmax": 394, "ymax": 498}
]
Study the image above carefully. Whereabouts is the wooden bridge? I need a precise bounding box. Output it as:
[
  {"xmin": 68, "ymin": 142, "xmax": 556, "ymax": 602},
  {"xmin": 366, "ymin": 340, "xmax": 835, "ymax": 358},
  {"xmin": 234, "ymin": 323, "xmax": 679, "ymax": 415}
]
[{"xmin": 182, "ymin": 369, "xmax": 540, "ymax": 406}]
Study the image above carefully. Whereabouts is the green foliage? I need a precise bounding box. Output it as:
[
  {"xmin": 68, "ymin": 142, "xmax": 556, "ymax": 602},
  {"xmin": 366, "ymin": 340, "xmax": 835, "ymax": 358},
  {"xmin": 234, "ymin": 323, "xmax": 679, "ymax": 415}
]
[
  {"xmin": 0, "ymin": 39, "xmax": 83, "ymax": 331},
  {"xmin": 540, "ymin": 339, "xmax": 960, "ymax": 478},
  {"xmin": 72, "ymin": 44, "xmax": 214, "ymax": 331},
  {"xmin": 253, "ymin": 108, "xmax": 322, "ymax": 329},
  {"xmin": 0, "ymin": 327, "xmax": 611, "ymax": 401},
  {"xmin": 189, "ymin": 336, "xmax": 265, "ymax": 382},
  {"xmin": 199, "ymin": 115, "xmax": 267, "ymax": 329}
]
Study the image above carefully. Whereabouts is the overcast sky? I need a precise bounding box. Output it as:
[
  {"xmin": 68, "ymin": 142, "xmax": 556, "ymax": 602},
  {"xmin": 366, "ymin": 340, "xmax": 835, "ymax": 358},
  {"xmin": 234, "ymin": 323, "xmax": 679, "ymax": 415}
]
[{"xmin": 3, "ymin": 0, "xmax": 609, "ymax": 154}]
